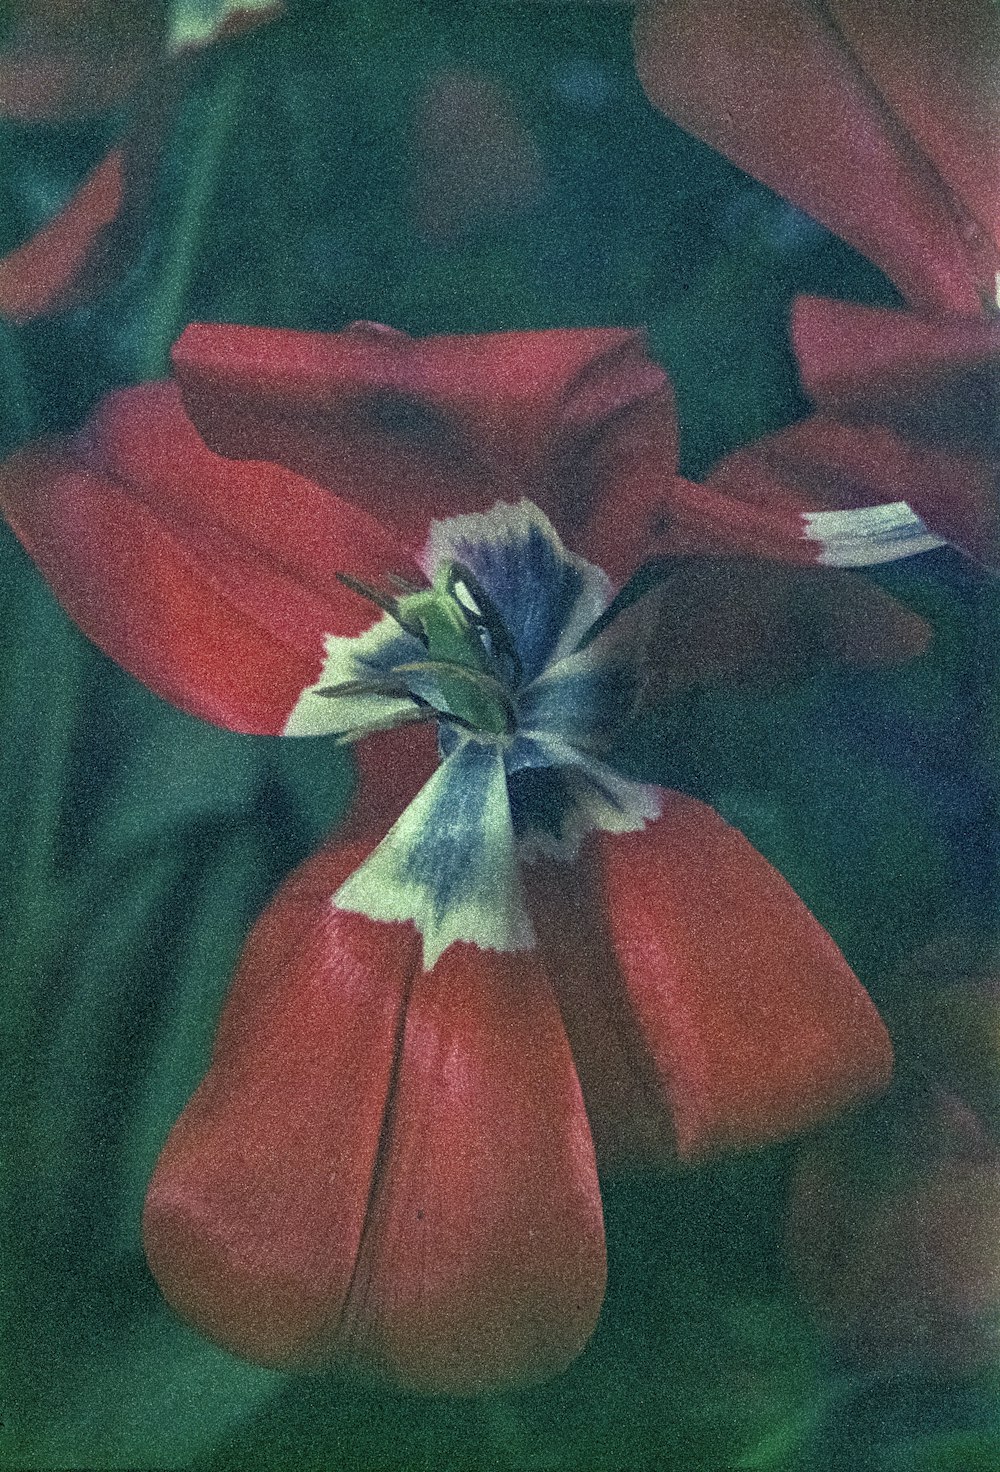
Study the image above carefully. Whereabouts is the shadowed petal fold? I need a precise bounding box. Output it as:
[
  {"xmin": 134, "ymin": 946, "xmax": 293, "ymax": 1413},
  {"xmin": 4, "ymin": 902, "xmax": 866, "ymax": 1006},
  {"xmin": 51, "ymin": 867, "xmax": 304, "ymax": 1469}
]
[
  {"xmin": 0, "ymin": 381, "xmax": 411, "ymax": 732},
  {"xmin": 171, "ymin": 322, "xmax": 678, "ymax": 580},
  {"xmin": 640, "ymin": 558, "xmax": 931, "ymax": 685}
]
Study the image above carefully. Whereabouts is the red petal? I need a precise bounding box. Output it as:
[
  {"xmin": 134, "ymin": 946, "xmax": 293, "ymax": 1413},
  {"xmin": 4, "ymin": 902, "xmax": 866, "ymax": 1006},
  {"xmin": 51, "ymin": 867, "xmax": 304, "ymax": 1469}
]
[
  {"xmin": 336, "ymin": 941, "xmax": 606, "ymax": 1393},
  {"xmin": 597, "ymin": 796, "xmax": 892, "ymax": 1161},
  {"xmin": 172, "ymin": 322, "xmax": 677, "ymax": 580},
  {"xmin": 794, "ymin": 295, "xmax": 1000, "ymax": 454},
  {"xmin": 708, "ymin": 412, "xmax": 999, "ymax": 565},
  {"xmin": 0, "ymin": 381, "xmax": 412, "ymax": 732},
  {"xmin": 0, "ymin": 53, "xmax": 182, "ymax": 323},
  {"xmin": 143, "ymin": 840, "xmax": 420, "ymax": 1371},
  {"xmin": 0, "ymin": 0, "xmax": 167, "ymax": 120},
  {"xmin": 651, "ymin": 473, "xmax": 825, "ymax": 565},
  {"xmin": 0, "ymin": 146, "xmax": 128, "ymax": 322},
  {"xmin": 633, "ymin": 0, "xmax": 988, "ymax": 313},
  {"xmin": 0, "ymin": 5, "xmax": 282, "ymax": 319},
  {"xmin": 528, "ymin": 850, "xmax": 678, "ymax": 1168},
  {"xmin": 145, "ymin": 845, "xmax": 605, "ymax": 1392},
  {"xmin": 829, "ymin": 0, "xmax": 1000, "ymax": 269},
  {"xmin": 411, "ymin": 70, "xmax": 543, "ymax": 241}
]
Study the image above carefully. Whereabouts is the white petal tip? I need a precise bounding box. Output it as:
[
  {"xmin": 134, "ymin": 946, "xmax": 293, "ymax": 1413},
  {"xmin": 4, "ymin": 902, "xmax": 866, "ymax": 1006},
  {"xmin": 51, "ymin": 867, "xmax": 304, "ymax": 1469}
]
[{"xmin": 803, "ymin": 502, "xmax": 947, "ymax": 566}]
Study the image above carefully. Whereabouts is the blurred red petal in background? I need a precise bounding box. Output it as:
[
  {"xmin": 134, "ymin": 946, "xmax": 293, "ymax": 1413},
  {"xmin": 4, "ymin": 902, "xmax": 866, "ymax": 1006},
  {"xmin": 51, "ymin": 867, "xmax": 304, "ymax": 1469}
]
[
  {"xmin": 633, "ymin": 0, "xmax": 1000, "ymax": 567},
  {"xmin": 633, "ymin": 0, "xmax": 1000, "ymax": 315},
  {"xmin": 411, "ymin": 69, "xmax": 544, "ymax": 242},
  {"xmin": 0, "ymin": 1, "xmax": 281, "ymax": 321},
  {"xmin": 0, "ymin": 0, "xmax": 167, "ymax": 121},
  {"xmin": 788, "ymin": 1086, "xmax": 1000, "ymax": 1375},
  {"xmin": 788, "ymin": 934, "xmax": 1000, "ymax": 1374}
]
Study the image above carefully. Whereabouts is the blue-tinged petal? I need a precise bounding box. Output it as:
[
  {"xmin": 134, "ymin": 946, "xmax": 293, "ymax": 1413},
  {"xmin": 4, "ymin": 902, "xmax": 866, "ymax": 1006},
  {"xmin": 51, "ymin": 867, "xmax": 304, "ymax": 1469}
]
[
  {"xmin": 283, "ymin": 614, "xmax": 433, "ymax": 739},
  {"xmin": 334, "ymin": 738, "xmax": 534, "ymax": 969},
  {"xmin": 420, "ymin": 500, "xmax": 611, "ymax": 683},
  {"xmin": 518, "ymin": 657, "xmax": 641, "ymax": 756}
]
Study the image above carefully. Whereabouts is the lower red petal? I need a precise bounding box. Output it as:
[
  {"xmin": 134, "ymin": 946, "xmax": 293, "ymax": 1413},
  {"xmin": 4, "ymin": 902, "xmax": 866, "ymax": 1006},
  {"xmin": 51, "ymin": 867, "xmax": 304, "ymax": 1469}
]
[
  {"xmin": 336, "ymin": 941, "xmax": 606, "ymax": 1394},
  {"xmin": 145, "ymin": 844, "xmax": 605, "ymax": 1393},
  {"xmin": 595, "ymin": 796, "xmax": 892, "ymax": 1162},
  {"xmin": 143, "ymin": 840, "xmax": 420, "ymax": 1370}
]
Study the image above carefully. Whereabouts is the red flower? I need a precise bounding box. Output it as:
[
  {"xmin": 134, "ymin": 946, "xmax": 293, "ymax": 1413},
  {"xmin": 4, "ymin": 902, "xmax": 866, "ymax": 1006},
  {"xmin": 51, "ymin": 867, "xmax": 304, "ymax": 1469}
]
[
  {"xmin": 411, "ymin": 70, "xmax": 544, "ymax": 242},
  {"xmin": 0, "ymin": 0, "xmax": 167, "ymax": 121},
  {"xmin": 0, "ymin": 322, "xmax": 894, "ymax": 1392},
  {"xmin": 787, "ymin": 935, "xmax": 1000, "ymax": 1375},
  {"xmin": 0, "ymin": 0, "xmax": 279, "ymax": 322},
  {"xmin": 634, "ymin": 0, "xmax": 1000, "ymax": 564}
]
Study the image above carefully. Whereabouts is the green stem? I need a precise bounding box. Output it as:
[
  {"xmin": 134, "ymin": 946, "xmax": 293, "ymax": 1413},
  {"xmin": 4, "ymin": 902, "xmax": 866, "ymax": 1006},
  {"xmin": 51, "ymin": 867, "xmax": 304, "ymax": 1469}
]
[
  {"xmin": 0, "ymin": 591, "xmax": 85, "ymax": 1413},
  {"xmin": 136, "ymin": 57, "xmax": 249, "ymax": 380}
]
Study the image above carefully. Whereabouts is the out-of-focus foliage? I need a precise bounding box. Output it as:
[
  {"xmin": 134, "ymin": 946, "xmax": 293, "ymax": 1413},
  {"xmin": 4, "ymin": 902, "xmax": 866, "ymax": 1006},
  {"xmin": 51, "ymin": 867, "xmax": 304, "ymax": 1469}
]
[{"xmin": 0, "ymin": 3, "xmax": 995, "ymax": 1468}]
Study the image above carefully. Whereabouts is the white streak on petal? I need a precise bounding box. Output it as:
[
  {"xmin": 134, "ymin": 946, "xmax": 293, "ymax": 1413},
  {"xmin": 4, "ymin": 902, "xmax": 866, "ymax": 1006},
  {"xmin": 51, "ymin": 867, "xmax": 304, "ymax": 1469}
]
[
  {"xmin": 334, "ymin": 738, "xmax": 534, "ymax": 969},
  {"xmin": 803, "ymin": 502, "xmax": 947, "ymax": 566}
]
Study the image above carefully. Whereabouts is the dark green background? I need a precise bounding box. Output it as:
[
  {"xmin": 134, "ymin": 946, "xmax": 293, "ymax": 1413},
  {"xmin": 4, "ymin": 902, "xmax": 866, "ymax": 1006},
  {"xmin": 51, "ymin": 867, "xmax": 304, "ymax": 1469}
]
[{"xmin": 0, "ymin": 3, "xmax": 997, "ymax": 1467}]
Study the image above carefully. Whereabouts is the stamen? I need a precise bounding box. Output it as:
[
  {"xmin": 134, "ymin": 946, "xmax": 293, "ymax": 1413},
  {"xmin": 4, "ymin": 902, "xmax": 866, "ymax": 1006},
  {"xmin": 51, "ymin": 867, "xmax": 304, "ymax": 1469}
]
[
  {"xmin": 335, "ymin": 573, "xmax": 426, "ymax": 641},
  {"xmin": 446, "ymin": 561, "xmax": 523, "ymax": 686},
  {"xmin": 386, "ymin": 572, "xmax": 425, "ymax": 594},
  {"xmin": 391, "ymin": 658, "xmax": 517, "ymax": 730},
  {"xmin": 315, "ymin": 676, "xmax": 423, "ymax": 701},
  {"xmin": 315, "ymin": 675, "xmax": 481, "ymax": 736}
]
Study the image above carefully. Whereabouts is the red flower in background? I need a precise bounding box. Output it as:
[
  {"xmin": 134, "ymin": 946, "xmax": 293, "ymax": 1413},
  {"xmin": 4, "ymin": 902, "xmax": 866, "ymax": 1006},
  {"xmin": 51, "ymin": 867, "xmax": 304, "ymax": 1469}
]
[
  {"xmin": 0, "ymin": 0, "xmax": 166, "ymax": 120},
  {"xmin": 0, "ymin": 0, "xmax": 279, "ymax": 322},
  {"xmin": 788, "ymin": 935, "xmax": 1000, "ymax": 1376},
  {"xmin": 0, "ymin": 322, "xmax": 897, "ymax": 1391},
  {"xmin": 634, "ymin": 0, "xmax": 1000, "ymax": 565},
  {"xmin": 411, "ymin": 69, "xmax": 544, "ymax": 242}
]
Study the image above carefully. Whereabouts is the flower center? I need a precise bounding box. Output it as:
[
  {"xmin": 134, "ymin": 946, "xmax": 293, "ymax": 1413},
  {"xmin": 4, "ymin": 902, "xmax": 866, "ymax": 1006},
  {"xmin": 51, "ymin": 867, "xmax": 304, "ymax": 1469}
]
[
  {"xmin": 283, "ymin": 500, "xmax": 665, "ymax": 967},
  {"xmin": 333, "ymin": 561, "xmax": 519, "ymax": 738}
]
